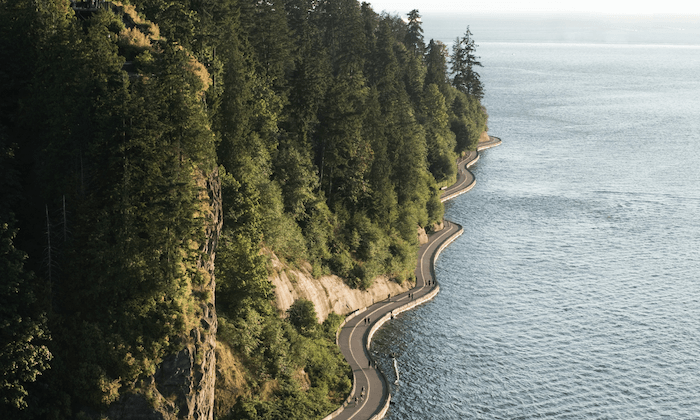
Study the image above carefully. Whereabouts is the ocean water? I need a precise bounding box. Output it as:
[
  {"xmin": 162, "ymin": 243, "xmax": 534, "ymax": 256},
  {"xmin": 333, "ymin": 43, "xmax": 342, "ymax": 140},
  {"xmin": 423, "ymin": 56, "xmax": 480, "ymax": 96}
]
[{"xmin": 371, "ymin": 15, "xmax": 700, "ymax": 419}]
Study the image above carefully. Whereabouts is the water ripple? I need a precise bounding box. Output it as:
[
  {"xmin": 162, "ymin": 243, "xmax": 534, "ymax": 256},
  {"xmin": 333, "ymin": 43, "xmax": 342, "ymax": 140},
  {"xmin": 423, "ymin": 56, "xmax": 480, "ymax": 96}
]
[{"xmin": 372, "ymin": 42, "xmax": 700, "ymax": 419}]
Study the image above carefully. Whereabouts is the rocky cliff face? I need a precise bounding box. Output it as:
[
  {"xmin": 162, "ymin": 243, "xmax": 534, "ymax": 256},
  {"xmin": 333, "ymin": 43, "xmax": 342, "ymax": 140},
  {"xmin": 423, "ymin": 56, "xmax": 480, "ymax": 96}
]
[
  {"xmin": 106, "ymin": 167, "xmax": 222, "ymax": 420},
  {"xmin": 187, "ymin": 165, "xmax": 222, "ymax": 420},
  {"xmin": 269, "ymin": 254, "xmax": 414, "ymax": 323},
  {"xmin": 271, "ymin": 227, "xmax": 440, "ymax": 322}
]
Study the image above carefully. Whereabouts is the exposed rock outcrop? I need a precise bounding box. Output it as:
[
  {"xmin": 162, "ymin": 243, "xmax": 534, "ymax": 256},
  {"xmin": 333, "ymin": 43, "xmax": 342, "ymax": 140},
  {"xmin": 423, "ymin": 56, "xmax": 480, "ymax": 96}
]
[
  {"xmin": 417, "ymin": 226, "xmax": 429, "ymax": 245},
  {"xmin": 106, "ymin": 167, "xmax": 222, "ymax": 420},
  {"xmin": 269, "ymin": 255, "xmax": 414, "ymax": 323}
]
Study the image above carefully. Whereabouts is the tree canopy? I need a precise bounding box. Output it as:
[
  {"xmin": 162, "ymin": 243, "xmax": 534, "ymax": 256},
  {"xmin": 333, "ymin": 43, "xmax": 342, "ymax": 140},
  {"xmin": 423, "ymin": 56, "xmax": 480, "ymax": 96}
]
[{"xmin": 0, "ymin": 0, "xmax": 488, "ymax": 417}]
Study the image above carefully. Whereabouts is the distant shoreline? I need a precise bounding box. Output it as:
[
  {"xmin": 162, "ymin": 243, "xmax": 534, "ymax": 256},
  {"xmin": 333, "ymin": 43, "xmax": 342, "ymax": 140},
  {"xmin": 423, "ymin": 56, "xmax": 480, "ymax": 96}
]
[{"xmin": 418, "ymin": 13, "xmax": 700, "ymax": 48}]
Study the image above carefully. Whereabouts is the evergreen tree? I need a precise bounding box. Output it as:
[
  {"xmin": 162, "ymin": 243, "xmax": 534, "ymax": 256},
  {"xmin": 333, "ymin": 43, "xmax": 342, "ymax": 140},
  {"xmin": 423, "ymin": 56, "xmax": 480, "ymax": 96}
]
[
  {"xmin": 404, "ymin": 9, "xmax": 425, "ymax": 57},
  {"xmin": 318, "ymin": 0, "xmax": 367, "ymax": 76},
  {"xmin": 287, "ymin": 299, "xmax": 317, "ymax": 335},
  {"xmin": 137, "ymin": 0, "xmax": 197, "ymax": 49},
  {"xmin": 241, "ymin": 0, "xmax": 296, "ymax": 98},
  {"xmin": 396, "ymin": 37, "xmax": 426, "ymax": 117},
  {"xmin": 0, "ymin": 131, "xmax": 52, "ymax": 417},
  {"xmin": 283, "ymin": 1, "xmax": 331, "ymax": 147},
  {"xmin": 422, "ymin": 84, "xmax": 457, "ymax": 182},
  {"xmin": 450, "ymin": 90, "xmax": 488, "ymax": 152},
  {"xmin": 0, "ymin": 218, "xmax": 52, "ymax": 416},
  {"xmin": 317, "ymin": 73, "xmax": 372, "ymax": 209},
  {"xmin": 363, "ymin": 88, "xmax": 397, "ymax": 225},
  {"xmin": 425, "ymin": 39, "xmax": 450, "ymax": 97},
  {"xmin": 450, "ymin": 26, "xmax": 484, "ymax": 99}
]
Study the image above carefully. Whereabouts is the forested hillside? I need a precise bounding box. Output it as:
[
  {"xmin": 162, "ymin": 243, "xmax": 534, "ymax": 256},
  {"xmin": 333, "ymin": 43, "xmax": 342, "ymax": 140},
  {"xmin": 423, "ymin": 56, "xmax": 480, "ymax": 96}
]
[{"xmin": 0, "ymin": 0, "xmax": 487, "ymax": 418}]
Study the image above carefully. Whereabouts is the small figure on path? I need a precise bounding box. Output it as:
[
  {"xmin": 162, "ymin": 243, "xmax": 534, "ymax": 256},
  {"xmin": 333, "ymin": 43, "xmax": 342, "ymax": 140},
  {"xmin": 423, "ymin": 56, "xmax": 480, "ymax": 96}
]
[{"xmin": 387, "ymin": 293, "xmax": 390, "ymax": 301}]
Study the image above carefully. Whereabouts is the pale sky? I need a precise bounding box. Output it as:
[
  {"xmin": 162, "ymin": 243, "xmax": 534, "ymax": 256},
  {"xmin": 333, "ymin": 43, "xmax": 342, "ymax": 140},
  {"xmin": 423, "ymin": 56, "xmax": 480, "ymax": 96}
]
[{"xmin": 367, "ymin": 0, "xmax": 700, "ymax": 15}]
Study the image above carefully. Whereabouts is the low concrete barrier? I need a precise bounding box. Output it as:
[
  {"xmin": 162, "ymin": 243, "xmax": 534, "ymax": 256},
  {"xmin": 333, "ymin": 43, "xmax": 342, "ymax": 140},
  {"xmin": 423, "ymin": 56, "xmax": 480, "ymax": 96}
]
[
  {"xmin": 440, "ymin": 177, "xmax": 476, "ymax": 202},
  {"xmin": 365, "ymin": 285, "xmax": 440, "ymax": 352},
  {"xmin": 368, "ymin": 394, "xmax": 391, "ymax": 420},
  {"xmin": 478, "ymin": 136, "xmax": 502, "ymax": 151},
  {"xmin": 363, "ymin": 223, "xmax": 463, "ymax": 419},
  {"xmin": 466, "ymin": 153, "xmax": 481, "ymax": 169}
]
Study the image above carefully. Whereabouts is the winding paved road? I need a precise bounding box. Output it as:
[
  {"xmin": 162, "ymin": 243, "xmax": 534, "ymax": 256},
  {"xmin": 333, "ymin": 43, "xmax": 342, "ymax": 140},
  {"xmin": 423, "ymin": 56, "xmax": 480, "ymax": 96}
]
[{"xmin": 329, "ymin": 136, "xmax": 502, "ymax": 420}]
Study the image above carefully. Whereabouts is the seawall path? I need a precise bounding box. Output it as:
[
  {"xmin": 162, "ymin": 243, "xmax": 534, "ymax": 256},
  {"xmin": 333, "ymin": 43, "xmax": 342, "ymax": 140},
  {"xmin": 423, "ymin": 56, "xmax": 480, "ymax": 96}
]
[{"xmin": 326, "ymin": 136, "xmax": 502, "ymax": 420}]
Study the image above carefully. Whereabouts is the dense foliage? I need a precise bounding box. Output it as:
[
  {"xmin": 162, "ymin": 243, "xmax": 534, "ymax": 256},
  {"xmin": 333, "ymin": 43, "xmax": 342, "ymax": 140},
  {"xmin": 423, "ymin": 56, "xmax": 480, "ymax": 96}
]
[{"xmin": 0, "ymin": 0, "xmax": 487, "ymax": 418}]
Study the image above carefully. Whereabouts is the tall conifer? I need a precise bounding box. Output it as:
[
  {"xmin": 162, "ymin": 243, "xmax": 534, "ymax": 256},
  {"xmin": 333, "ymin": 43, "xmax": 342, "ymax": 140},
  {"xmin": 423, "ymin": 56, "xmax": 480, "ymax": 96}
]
[{"xmin": 450, "ymin": 26, "xmax": 484, "ymax": 99}]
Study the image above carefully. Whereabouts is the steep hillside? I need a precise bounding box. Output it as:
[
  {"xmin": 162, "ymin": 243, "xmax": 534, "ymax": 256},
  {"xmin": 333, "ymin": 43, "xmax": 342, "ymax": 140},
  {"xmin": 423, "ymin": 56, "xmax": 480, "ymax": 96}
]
[{"xmin": 0, "ymin": 0, "xmax": 488, "ymax": 418}]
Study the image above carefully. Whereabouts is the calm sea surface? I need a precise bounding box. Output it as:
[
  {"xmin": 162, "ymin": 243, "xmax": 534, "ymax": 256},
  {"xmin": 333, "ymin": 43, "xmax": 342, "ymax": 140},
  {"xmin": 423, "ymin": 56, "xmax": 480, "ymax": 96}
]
[{"xmin": 372, "ymin": 15, "xmax": 700, "ymax": 419}]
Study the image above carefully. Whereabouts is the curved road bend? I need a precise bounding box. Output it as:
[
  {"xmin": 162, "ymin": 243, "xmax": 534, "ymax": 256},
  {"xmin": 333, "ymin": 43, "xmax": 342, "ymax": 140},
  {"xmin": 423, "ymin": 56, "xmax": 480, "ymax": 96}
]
[
  {"xmin": 441, "ymin": 136, "xmax": 502, "ymax": 201},
  {"xmin": 332, "ymin": 135, "xmax": 501, "ymax": 420},
  {"xmin": 440, "ymin": 150, "xmax": 477, "ymax": 200},
  {"xmin": 334, "ymin": 221, "xmax": 462, "ymax": 420}
]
